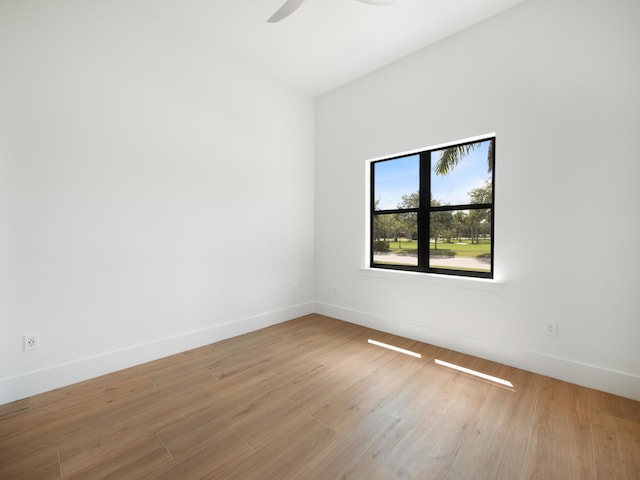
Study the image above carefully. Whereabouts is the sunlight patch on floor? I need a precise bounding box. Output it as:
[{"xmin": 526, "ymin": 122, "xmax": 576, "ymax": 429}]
[
  {"xmin": 367, "ymin": 339, "xmax": 422, "ymax": 358},
  {"xmin": 435, "ymin": 358, "xmax": 514, "ymax": 389}
]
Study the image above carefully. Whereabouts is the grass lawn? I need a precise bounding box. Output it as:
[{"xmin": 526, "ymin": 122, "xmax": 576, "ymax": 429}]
[{"xmin": 384, "ymin": 239, "xmax": 490, "ymax": 257}]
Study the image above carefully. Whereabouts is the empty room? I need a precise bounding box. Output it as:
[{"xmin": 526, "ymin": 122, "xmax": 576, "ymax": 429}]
[{"xmin": 1, "ymin": 0, "xmax": 639, "ymax": 478}]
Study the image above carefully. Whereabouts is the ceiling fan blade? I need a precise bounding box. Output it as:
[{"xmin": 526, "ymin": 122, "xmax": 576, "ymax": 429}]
[
  {"xmin": 356, "ymin": 0, "xmax": 395, "ymax": 5},
  {"xmin": 267, "ymin": 0, "xmax": 307, "ymax": 23}
]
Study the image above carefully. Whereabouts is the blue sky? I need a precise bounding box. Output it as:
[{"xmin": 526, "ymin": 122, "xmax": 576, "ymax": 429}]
[{"xmin": 374, "ymin": 140, "xmax": 491, "ymax": 209}]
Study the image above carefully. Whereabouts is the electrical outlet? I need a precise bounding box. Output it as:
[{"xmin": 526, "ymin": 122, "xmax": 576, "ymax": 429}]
[
  {"xmin": 23, "ymin": 334, "xmax": 40, "ymax": 351},
  {"xmin": 545, "ymin": 321, "xmax": 557, "ymax": 337}
]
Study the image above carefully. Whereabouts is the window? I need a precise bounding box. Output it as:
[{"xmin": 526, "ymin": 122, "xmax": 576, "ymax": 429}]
[{"xmin": 370, "ymin": 136, "xmax": 495, "ymax": 279}]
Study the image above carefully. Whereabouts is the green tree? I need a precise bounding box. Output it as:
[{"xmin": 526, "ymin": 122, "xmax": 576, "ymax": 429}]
[
  {"xmin": 452, "ymin": 211, "xmax": 468, "ymax": 241},
  {"xmin": 398, "ymin": 192, "xmax": 419, "ymax": 209},
  {"xmin": 434, "ymin": 138, "xmax": 494, "ymax": 176},
  {"xmin": 467, "ymin": 179, "xmax": 492, "ymax": 244},
  {"xmin": 430, "ymin": 198, "xmax": 452, "ymax": 249},
  {"xmin": 469, "ymin": 179, "xmax": 492, "ymax": 204},
  {"xmin": 467, "ymin": 210, "xmax": 483, "ymax": 244},
  {"xmin": 372, "ymin": 199, "xmax": 395, "ymax": 250},
  {"xmin": 396, "ymin": 193, "xmax": 419, "ymax": 241}
]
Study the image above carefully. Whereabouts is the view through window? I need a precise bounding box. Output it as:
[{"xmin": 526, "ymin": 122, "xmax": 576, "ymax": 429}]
[{"xmin": 370, "ymin": 136, "xmax": 495, "ymax": 278}]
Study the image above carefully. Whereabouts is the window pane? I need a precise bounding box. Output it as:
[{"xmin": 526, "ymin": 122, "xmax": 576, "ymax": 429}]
[
  {"xmin": 431, "ymin": 139, "xmax": 493, "ymax": 206},
  {"xmin": 373, "ymin": 212, "xmax": 418, "ymax": 266},
  {"xmin": 429, "ymin": 209, "xmax": 491, "ymax": 273},
  {"xmin": 373, "ymin": 155, "xmax": 419, "ymax": 210}
]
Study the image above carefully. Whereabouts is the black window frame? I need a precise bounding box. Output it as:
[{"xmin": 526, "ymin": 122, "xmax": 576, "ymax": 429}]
[{"xmin": 370, "ymin": 137, "xmax": 495, "ymax": 279}]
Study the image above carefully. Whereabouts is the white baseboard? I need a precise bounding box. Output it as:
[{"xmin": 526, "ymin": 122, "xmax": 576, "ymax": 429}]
[
  {"xmin": 315, "ymin": 302, "xmax": 640, "ymax": 401},
  {"xmin": 4, "ymin": 300, "xmax": 638, "ymax": 406},
  {"xmin": 0, "ymin": 302, "xmax": 315, "ymax": 406}
]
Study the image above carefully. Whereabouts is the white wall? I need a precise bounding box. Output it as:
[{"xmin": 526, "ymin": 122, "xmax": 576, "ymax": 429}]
[
  {"xmin": 315, "ymin": 0, "xmax": 640, "ymax": 400},
  {"xmin": 0, "ymin": 0, "xmax": 315, "ymax": 404}
]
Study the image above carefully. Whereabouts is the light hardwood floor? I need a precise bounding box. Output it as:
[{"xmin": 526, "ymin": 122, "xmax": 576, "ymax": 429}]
[{"xmin": 1, "ymin": 314, "xmax": 639, "ymax": 479}]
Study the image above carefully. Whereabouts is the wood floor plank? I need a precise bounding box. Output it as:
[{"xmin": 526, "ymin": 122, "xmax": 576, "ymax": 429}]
[
  {"xmin": 476, "ymin": 364, "xmax": 541, "ymax": 431},
  {"xmin": 311, "ymin": 347, "xmax": 425, "ymax": 434},
  {"xmin": 159, "ymin": 362, "xmax": 328, "ymax": 458},
  {"xmin": 63, "ymin": 434, "xmax": 172, "ymax": 480},
  {"xmin": 0, "ymin": 374, "xmax": 158, "ymax": 464},
  {"xmin": 30, "ymin": 370, "xmax": 155, "ymax": 412},
  {"xmin": 446, "ymin": 366, "xmax": 542, "ymax": 480},
  {"xmin": 521, "ymin": 377, "xmax": 597, "ymax": 479},
  {"xmin": 0, "ymin": 373, "xmax": 182, "ymax": 468},
  {"xmin": 589, "ymin": 388, "xmax": 640, "ymax": 423},
  {"xmin": 1, "ymin": 314, "xmax": 639, "ymax": 479},
  {"xmin": 204, "ymin": 328, "xmax": 327, "ymax": 383},
  {"xmin": 139, "ymin": 428, "xmax": 254, "ymax": 480},
  {"xmin": 223, "ymin": 364, "xmax": 333, "ymax": 451},
  {"xmin": 332, "ymin": 371, "xmax": 487, "ymax": 479},
  {"xmin": 339, "ymin": 414, "xmax": 417, "ymax": 479},
  {"xmin": 260, "ymin": 326, "xmax": 365, "ymax": 375},
  {"xmin": 401, "ymin": 374, "xmax": 489, "ymax": 478},
  {"xmin": 213, "ymin": 415, "xmax": 338, "ymax": 480},
  {"xmin": 589, "ymin": 397, "xmax": 640, "ymax": 480},
  {"xmin": 0, "ymin": 398, "xmax": 30, "ymax": 419},
  {"xmin": 293, "ymin": 407, "xmax": 401, "ymax": 479},
  {"xmin": 0, "ymin": 448, "xmax": 60, "ymax": 480},
  {"xmin": 152, "ymin": 362, "xmax": 282, "ymax": 438},
  {"xmin": 451, "ymin": 420, "xmax": 529, "ymax": 480},
  {"xmin": 58, "ymin": 425, "xmax": 167, "ymax": 476},
  {"xmin": 378, "ymin": 354, "xmax": 456, "ymax": 419},
  {"xmin": 144, "ymin": 344, "xmax": 229, "ymax": 388}
]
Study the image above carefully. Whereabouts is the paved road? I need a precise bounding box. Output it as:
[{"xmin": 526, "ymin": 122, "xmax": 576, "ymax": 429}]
[{"xmin": 373, "ymin": 254, "xmax": 490, "ymax": 270}]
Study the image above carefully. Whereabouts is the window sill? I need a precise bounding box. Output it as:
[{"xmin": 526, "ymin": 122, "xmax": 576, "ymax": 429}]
[{"xmin": 359, "ymin": 267, "xmax": 504, "ymax": 292}]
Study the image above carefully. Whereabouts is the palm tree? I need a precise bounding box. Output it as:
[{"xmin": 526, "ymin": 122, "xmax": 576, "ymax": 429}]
[
  {"xmin": 452, "ymin": 210, "xmax": 467, "ymax": 242},
  {"xmin": 434, "ymin": 138, "xmax": 494, "ymax": 176}
]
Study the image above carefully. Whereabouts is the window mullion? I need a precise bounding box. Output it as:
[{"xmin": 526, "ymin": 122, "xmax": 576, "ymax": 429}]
[
  {"xmin": 370, "ymin": 162, "xmax": 375, "ymax": 267},
  {"xmin": 418, "ymin": 152, "xmax": 431, "ymax": 271}
]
